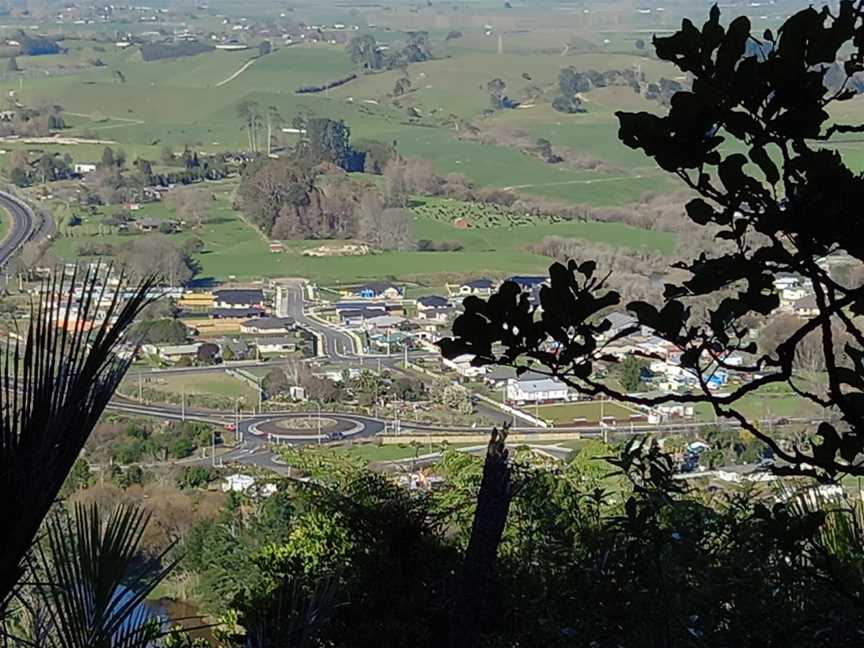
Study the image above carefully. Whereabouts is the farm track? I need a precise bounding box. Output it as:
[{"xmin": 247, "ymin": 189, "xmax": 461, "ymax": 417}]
[{"xmin": 216, "ymin": 57, "xmax": 260, "ymax": 87}]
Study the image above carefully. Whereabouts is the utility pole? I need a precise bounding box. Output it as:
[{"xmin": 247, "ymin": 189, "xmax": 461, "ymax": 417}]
[
  {"xmin": 317, "ymin": 401, "xmax": 322, "ymax": 445},
  {"xmin": 211, "ymin": 430, "xmax": 216, "ymax": 467},
  {"xmin": 403, "ymin": 345, "xmax": 408, "ymax": 370},
  {"xmin": 181, "ymin": 386, "xmax": 186, "ymax": 422},
  {"xmin": 138, "ymin": 373, "xmax": 143, "ymax": 403},
  {"xmin": 235, "ymin": 400, "xmax": 241, "ymax": 444}
]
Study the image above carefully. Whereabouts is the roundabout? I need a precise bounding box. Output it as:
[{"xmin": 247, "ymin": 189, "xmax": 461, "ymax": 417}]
[{"xmin": 247, "ymin": 413, "xmax": 367, "ymax": 444}]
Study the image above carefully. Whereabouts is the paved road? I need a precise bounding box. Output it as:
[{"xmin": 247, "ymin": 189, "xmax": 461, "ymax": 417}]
[
  {"xmin": 277, "ymin": 283, "xmax": 358, "ymax": 358},
  {"xmin": 0, "ymin": 191, "xmax": 38, "ymax": 268}
]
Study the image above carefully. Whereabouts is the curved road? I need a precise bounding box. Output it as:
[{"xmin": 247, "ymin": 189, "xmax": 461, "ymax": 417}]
[{"xmin": 0, "ymin": 190, "xmax": 40, "ymax": 268}]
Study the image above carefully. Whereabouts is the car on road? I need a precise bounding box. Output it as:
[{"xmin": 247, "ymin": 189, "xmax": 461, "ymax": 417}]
[
  {"xmin": 326, "ymin": 431, "xmax": 344, "ymax": 441},
  {"xmin": 224, "ymin": 423, "xmax": 237, "ymax": 432}
]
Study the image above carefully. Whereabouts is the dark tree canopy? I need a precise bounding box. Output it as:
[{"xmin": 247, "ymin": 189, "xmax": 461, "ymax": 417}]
[{"xmin": 442, "ymin": 1, "xmax": 864, "ymax": 481}]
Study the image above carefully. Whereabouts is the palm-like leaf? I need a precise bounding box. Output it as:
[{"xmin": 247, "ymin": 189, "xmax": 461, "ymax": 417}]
[
  {"xmin": 0, "ymin": 264, "xmax": 156, "ymax": 612},
  {"xmin": 32, "ymin": 503, "xmax": 177, "ymax": 648}
]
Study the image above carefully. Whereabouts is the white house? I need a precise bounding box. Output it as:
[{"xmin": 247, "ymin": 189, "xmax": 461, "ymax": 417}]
[
  {"xmin": 222, "ymin": 474, "xmax": 277, "ymax": 496},
  {"xmin": 141, "ymin": 342, "xmax": 200, "ymax": 363},
  {"xmin": 222, "ymin": 473, "xmax": 256, "ymax": 492},
  {"xmin": 458, "ymin": 278, "xmax": 495, "ymax": 296},
  {"xmin": 254, "ymin": 337, "xmax": 296, "ymax": 354},
  {"xmin": 442, "ymin": 353, "xmax": 486, "ymax": 378},
  {"xmin": 781, "ymin": 287, "xmax": 809, "ymax": 304},
  {"xmin": 506, "ymin": 376, "xmax": 569, "ymax": 404}
]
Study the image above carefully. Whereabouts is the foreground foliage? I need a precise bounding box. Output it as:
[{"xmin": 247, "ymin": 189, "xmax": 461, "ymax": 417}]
[{"xmin": 177, "ymin": 443, "xmax": 864, "ymax": 647}]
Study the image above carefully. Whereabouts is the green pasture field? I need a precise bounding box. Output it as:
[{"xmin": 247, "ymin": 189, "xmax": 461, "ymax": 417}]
[
  {"xmin": 47, "ymin": 178, "xmax": 676, "ymax": 284},
  {"xmin": 692, "ymin": 392, "xmax": 820, "ymax": 423},
  {"xmin": 0, "ymin": 42, "xmax": 685, "ymax": 205}
]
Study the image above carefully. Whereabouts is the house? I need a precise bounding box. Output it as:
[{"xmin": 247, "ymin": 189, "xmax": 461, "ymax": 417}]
[
  {"xmin": 223, "ymin": 473, "xmax": 256, "ymax": 492},
  {"xmin": 416, "ymin": 295, "xmax": 450, "ymax": 310},
  {"xmin": 781, "ymin": 287, "xmax": 809, "ymax": 304},
  {"xmin": 222, "ymin": 474, "xmax": 277, "ymax": 496},
  {"xmin": 484, "ymin": 366, "xmax": 518, "ymax": 388},
  {"xmin": 254, "ymin": 337, "xmax": 296, "ymax": 354},
  {"xmin": 213, "ymin": 289, "xmax": 265, "ymax": 310},
  {"xmin": 148, "ymin": 342, "xmax": 201, "ymax": 363},
  {"xmin": 508, "ymin": 276, "xmax": 547, "ymax": 291},
  {"xmin": 240, "ymin": 317, "xmax": 295, "ymax": 335},
  {"xmin": 335, "ymin": 301, "xmax": 403, "ymax": 316},
  {"xmin": 506, "ymin": 376, "xmax": 569, "ymax": 405},
  {"xmin": 341, "ymin": 307, "xmax": 386, "ymax": 327},
  {"xmin": 179, "ymin": 291, "xmax": 214, "ymax": 311},
  {"xmin": 74, "ymin": 162, "xmax": 97, "ymax": 174},
  {"xmin": 211, "ymin": 307, "xmax": 267, "ymax": 319},
  {"xmin": 773, "ymin": 274, "xmax": 801, "ymax": 292},
  {"xmin": 344, "ymin": 282, "xmax": 404, "ymax": 300},
  {"xmin": 458, "ymin": 278, "xmax": 495, "ymax": 296},
  {"xmin": 602, "ymin": 312, "xmax": 641, "ymax": 339},
  {"xmin": 135, "ymin": 217, "xmax": 179, "ymax": 233},
  {"xmin": 417, "ymin": 306, "xmax": 457, "ymax": 323},
  {"xmin": 442, "ymin": 353, "xmax": 486, "ymax": 378},
  {"xmin": 369, "ymin": 330, "xmax": 412, "ymax": 351},
  {"xmin": 793, "ymin": 296, "xmax": 819, "ymax": 318},
  {"xmin": 363, "ymin": 314, "xmax": 406, "ymax": 331}
]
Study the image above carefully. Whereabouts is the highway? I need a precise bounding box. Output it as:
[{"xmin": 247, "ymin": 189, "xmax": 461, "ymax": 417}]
[{"xmin": 0, "ymin": 190, "xmax": 40, "ymax": 268}]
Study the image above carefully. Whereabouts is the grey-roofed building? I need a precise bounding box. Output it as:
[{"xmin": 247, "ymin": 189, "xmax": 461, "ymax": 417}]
[
  {"xmin": 240, "ymin": 317, "xmax": 296, "ymax": 335},
  {"xmin": 506, "ymin": 375, "xmax": 569, "ymax": 404},
  {"xmin": 417, "ymin": 295, "xmax": 450, "ymax": 309},
  {"xmin": 214, "ymin": 289, "xmax": 265, "ymax": 309}
]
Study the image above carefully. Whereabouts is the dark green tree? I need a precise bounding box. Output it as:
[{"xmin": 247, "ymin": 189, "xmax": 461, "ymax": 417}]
[
  {"xmin": 442, "ymin": 2, "xmax": 864, "ymax": 481},
  {"xmin": 346, "ymin": 34, "xmax": 382, "ymax": 70}
]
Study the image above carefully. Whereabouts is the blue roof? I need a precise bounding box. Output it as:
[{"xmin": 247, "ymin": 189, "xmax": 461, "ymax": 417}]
[{"xmin": 508, "ymin": 276, "xmax": 547, "ymax": 288}]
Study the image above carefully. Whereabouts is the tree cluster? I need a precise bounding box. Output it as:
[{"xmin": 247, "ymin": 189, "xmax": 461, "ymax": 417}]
[
  {"xmin": 346, "ymin": 32, "xmax": 433, "ymax": 72},
  {"xmin": 140, "ymin": 40, "xmax": 213, "ymax": 62}
]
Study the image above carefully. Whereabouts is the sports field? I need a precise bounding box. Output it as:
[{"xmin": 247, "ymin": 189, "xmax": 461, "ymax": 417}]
[
  {"xmin": 535, "ymin": 400, "xmax": 642, "ymax": 427},
  {"xmin": 128, "ymin": 371, "xmax": 259, "ymax": 404}
]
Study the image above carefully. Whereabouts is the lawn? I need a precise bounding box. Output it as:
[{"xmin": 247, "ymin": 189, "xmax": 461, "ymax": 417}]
[
  {"xmin": 129, "ymin": 371, "xmax": 259, "ymax": 403},
  {"xmin": 535, "ymin": 400, "xmax": 642, "ymax": 426},
  {"xmin": 332, "ymin": 441, "xmax": 475, "ymax": 463}
]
